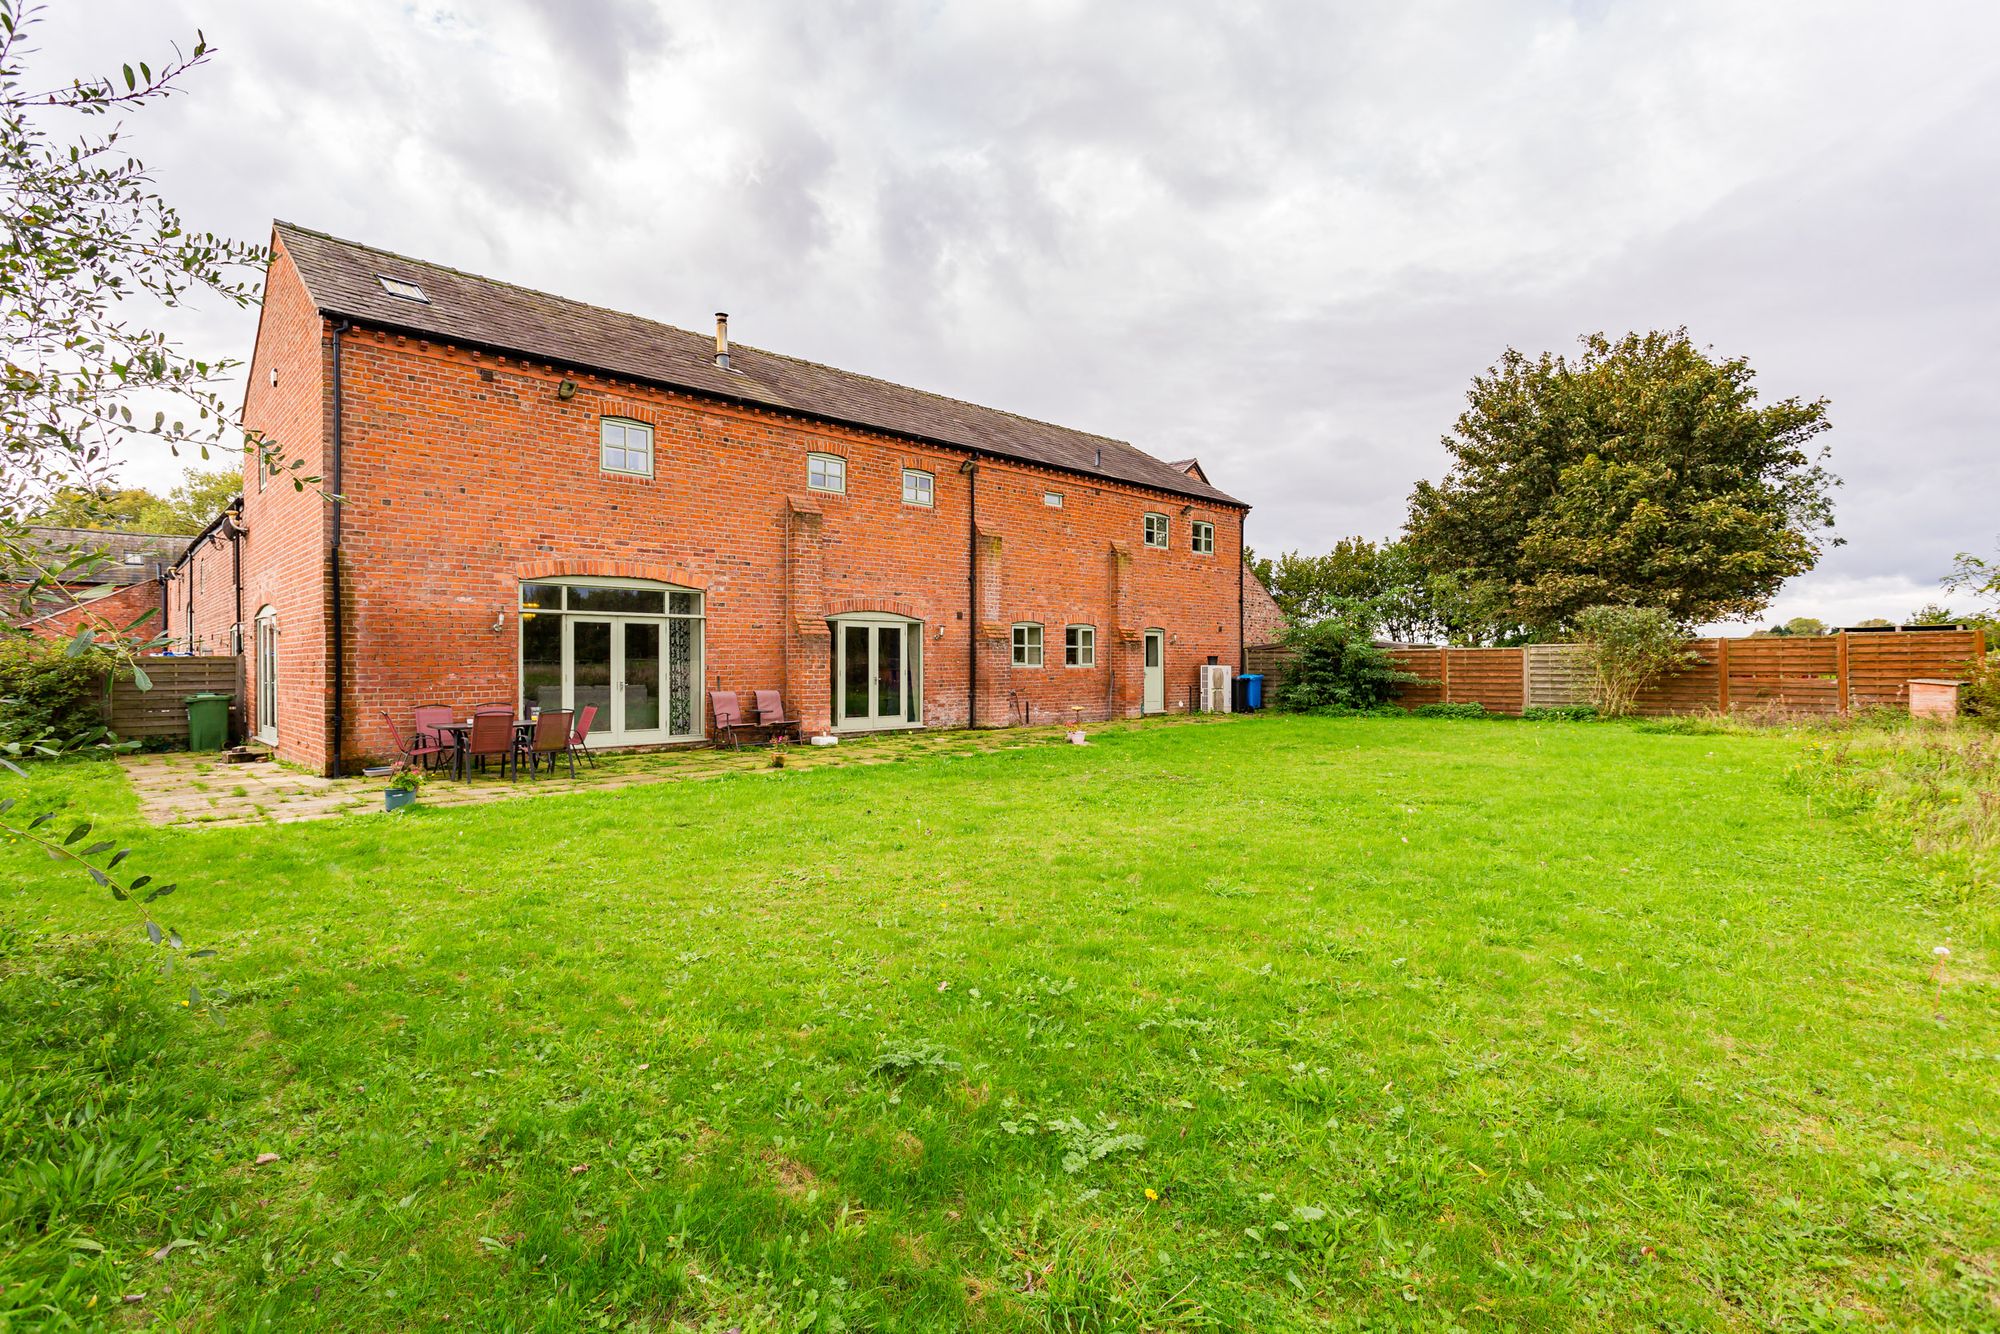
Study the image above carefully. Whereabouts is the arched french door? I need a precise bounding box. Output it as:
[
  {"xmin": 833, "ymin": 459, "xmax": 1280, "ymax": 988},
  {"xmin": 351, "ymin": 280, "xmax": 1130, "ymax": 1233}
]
[{"xmin": 518, "ymin": 577, "xmax": 705, "ymax": 744}]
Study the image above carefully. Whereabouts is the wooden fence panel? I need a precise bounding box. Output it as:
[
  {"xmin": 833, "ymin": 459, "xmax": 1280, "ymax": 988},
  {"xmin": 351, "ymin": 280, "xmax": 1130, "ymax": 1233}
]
[
  {"xmin": 1388, "ymin": 646, "xmax": 1444, "ymax": 707},
  {"xmin": 1845, "ymin": 631, "xmax": 1986, "ymax": 710},
  {"xmin": 1244, "ymin": 644, "xmax": 1293, "ymax": 682},
  {"xmin": 1722, "ymin": 637, "xmax": 1841, "ymax": 717},
  {"xmin": 99, "ymin": 656, "xmax": 242, "ymax": 742},
  {"xmin": 1524, "ymin": 644, "xmax": 1591, "ymax": 709},
  {"xmin": 1445, "ymin": 647, "xmax": 1525, "ymax": 714},
  {"xmin": 1631, "ymin": 640, "xmax": 1723, "ymax": 716},
  {"xmin": 1236, "ymin": 629, "xmax": 1979, "ymax": 719}
]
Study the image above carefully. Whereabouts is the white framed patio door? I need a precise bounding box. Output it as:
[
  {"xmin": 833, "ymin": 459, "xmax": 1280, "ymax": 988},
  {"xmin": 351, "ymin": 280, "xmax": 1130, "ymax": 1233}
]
[
  {"xmin": 519, "ymin": 578, "xmax": 704, "ymax": 745},
  {"xmin": 568, "ymin": 617, "xmax": 679, "ymax": 745},
  {"xmin": 1142, "ymin": 629, "xmax": 1165, "ymax": 714},
  {"xmin": 832, "ymin": 615, "xmax": 922, "ymax": 730}
]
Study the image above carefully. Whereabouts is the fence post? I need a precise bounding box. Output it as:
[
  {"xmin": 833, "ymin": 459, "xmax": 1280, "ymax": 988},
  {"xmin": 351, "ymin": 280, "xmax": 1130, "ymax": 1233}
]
[
  {"xmin": 1716, "ymin": 637, "xmax": 1730, "ymax": 714},
  {"xmin": 1440, "ymin": 648, "xmax": 1452, "ymax": 703},
  {"xmin": 1836, "ymin": 631, "xmax": 1850, "ymax": 716}
]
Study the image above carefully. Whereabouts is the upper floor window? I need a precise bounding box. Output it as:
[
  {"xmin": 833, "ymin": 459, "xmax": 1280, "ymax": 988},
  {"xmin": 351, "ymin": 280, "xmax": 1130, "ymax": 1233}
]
[
  {"xmin": 1012, "ymin": 622, "xmax": 1044, "ymax": 667},
  {"xmin": 1143, "ymin": 512, "xmax": 1169, "ymax": 548},
  {"xmin": 1065, "ymin": 624, "xmax": 1095, "ymax": 667},
  {"xmin": 1191, "ymin": 521, "xmax": 1215, "ymax": 554},
  {"xmin": 1044, "ymin": 491, "xmax": 1063, "ymax": 508},
  {"xmin": 600, "ymin": 418, "xmax": 653, "ymax": 477},
  {"xmin": 902, "ymin": 468, "xmax": 934, "ymax": 506},
  {"xmin": 808, "ymin": 453, "xmax": 847, "ymax": 494}
]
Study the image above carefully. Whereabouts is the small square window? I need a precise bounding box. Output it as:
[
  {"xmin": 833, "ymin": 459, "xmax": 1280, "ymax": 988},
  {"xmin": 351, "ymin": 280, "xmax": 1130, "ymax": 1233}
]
[
  {"xmin": 902, "ymin": 468, "xmax": 934, "ymax": 506},
  {"xmin": 808, "ymin": 453, "xmax": 846, "ymax": 493},
  {"xmin": 1012, "ymin": 622, "xmax": 1044, "ymax": 667},
  {"xmin": 1044, "ymin": 491, "xmax": 1063, "ymax": 508},
  {"xmin": 1192, "ymin": 521, "xmax": 1215, "ymax": 554},
  {"xmin": 378, "ymin": 275, "xmax": 428, "ymax": 303},
  {"xmin": 1143, "ymin": 513, "xmax": 1169, "ymax": 548},
  {"xmin": 1065, "ymin": 625, "xmax": 1095, "ymax": 667},
  {"xmin": 600, "ymin": 418, "xmax": 653, "ymax": 476}
]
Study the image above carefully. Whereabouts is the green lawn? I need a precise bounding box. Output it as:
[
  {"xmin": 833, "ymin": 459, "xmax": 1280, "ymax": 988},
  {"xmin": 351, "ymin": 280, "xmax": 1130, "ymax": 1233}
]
[{"xmin": 4, "ymin": 716, "xmax": 1996, "ymax": 1331}]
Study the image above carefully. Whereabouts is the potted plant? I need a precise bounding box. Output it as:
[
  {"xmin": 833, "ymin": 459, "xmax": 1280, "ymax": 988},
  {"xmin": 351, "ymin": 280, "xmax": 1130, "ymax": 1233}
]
[{"xmin": 383, "ymin": 762, "xmax": 423, "ymax": 813}]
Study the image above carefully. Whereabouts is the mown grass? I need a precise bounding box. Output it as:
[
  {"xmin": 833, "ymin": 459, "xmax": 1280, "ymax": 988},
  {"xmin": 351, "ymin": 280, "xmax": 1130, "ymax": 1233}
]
[{"xmin": 3, "ymin": 715, "xmax": 1997, "ymax": 1331}]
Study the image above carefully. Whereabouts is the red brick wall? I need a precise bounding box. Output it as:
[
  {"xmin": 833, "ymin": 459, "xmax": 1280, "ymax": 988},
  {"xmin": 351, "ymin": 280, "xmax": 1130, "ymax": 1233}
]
[
  {"xmin": 1243, "ymin": 562, "xmax": 1286, "ymax": 647},
  {"xmin": 22, "ymin": 580, "xmax": 165, "ymax": 650},
  {"xmin": 161, "ymin": 522, "xmax": 242, "ymax": 655},
  {"xmin": 234, "ymin": 240, "xmax": 332, "ymax": 759},
  {"xmin": 237, "ymin": 245, "xmax": 1249, "ymax": 772}
]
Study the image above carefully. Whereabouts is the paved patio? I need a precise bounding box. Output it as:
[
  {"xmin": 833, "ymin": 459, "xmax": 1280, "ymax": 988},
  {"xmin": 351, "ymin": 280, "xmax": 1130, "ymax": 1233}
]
[{"xmin": 120, "ymin": 718, "xmax": 1215, "ymax": 827}]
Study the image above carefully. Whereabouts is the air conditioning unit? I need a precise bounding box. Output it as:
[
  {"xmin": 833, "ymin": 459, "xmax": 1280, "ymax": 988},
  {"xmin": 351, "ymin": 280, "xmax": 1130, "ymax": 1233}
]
[{"xmin": 1198, "ymin": 664, "xmax": 1234, "ymax": 714}]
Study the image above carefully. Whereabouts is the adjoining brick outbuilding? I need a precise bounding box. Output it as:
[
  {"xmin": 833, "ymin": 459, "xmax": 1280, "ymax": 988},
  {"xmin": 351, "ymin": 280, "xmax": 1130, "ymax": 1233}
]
[{"xmin": 166, "ymin": 223, "xmax": 1254, "ymax": 775}]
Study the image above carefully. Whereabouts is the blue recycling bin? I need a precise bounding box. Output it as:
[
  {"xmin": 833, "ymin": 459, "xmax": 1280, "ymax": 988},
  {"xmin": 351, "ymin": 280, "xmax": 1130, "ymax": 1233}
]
[{"xmin": 1241, "ymin": 673, "xmax": 1264, "ymax": 710}]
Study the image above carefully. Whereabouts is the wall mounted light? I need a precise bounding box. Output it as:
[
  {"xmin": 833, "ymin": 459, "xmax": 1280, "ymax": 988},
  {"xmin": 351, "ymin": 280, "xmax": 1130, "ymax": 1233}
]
[
  {"xmin": 490, "ymin": 609, "xmax": 507, "ymax": 633},
  {"xmin": 556, "ymin": 378, "xmax": 578, "ymax": 401}
]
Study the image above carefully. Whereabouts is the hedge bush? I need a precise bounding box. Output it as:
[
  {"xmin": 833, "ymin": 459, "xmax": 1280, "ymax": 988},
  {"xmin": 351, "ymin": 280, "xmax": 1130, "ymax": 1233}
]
[
  {"xmin": 0, "ymin": 636, "xmax": 111, "ymax": 755},
  {"xmin": 1411, "ymin": 702, "xmax": 1489, "ymax": 720},
  {"xmin": 1274, "ymin": 619, "xmax": 1411, "ymax": 712}
]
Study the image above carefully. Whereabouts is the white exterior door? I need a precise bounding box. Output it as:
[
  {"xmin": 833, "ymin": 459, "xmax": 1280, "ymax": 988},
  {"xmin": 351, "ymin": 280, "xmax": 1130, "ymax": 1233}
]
[
  {"xmin": 254, "ymin": 609, "xmax": 278, "ymax": 744},
  {"xmin": 832, "ymin": 616, "xmax": 922, "ymax": 730},
  {"xmin": 1143, "ymin": 629, "xmax": 1165, "ymax": 714},
  {"xmin": 567, "ymin": 618, "xmax": 681, "ymax": 745}
]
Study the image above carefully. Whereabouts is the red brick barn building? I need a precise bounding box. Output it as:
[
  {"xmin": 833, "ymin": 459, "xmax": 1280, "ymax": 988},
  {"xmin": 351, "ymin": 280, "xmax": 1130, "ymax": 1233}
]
[{"xmin": 167, "ymin": 223, "xmax": 1252, "ymax": 775}]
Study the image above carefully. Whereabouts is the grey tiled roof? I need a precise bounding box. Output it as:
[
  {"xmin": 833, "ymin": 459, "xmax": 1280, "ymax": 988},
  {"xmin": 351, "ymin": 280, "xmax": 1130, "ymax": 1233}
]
[
  {"xmin": 275, "ymin": 222, "xmax": 1244, "ymax": 508},
  {"xmin": 16, "ymin": 528, "xmax": 190, "ymax": 585}
]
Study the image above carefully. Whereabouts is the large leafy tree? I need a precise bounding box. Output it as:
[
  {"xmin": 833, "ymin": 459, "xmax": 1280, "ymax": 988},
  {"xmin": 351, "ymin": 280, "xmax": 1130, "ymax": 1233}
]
[
  {"xmin": 32, "ymin": 466, "xmax": 239, "ymax": 534},
  {"xmin": 1404, "ymin": 330, "xmax": 1838, "ymax": 634}
]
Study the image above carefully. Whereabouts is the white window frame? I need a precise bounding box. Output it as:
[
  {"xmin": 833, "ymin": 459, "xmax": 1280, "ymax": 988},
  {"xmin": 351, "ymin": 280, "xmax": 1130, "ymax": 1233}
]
[
  {"xmin": 1044, "ymin": 491, "xmax": 1063, "ymax": 508},
  {"xmin": 1191, "ymin": 520, "xmax": 1215, "ymax": 554},
  {"xmin": 1064, "ymin": 624, "xmax": 1095, "ymax": 667},
  {"xmin": 808, "ymin": 453, "xmax": 847, "ymax": 494},
  {"xmin": 600, "ymin": 417, "xmax": 654, "ymax": 478},
  {"xmin": 1012, "ymin": 622, "xmax": 1044, "ymax": 668},
  {"xmin": 902, "ymin": 468, "xmax": 934, "ymax": 507},
  {"xmin": 1143, "ymin": 512, "xmax": 1169, "ymax": 548},
  {"xmin": 516, "ymin": 576, "xmax": 706, "ymax": 744}
]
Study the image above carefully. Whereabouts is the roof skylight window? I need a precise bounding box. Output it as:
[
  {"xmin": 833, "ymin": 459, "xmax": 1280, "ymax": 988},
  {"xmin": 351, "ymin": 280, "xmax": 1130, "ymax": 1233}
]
[{"xmin": 378, "ymin": 275, "xmax": 428, "ymax": 303}]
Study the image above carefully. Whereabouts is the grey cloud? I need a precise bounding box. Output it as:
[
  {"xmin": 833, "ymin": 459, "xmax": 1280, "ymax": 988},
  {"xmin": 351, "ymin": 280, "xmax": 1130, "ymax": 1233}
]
[{"xmin": 23, "ymin": 0, "xmax": 2000, "ymax": 624}]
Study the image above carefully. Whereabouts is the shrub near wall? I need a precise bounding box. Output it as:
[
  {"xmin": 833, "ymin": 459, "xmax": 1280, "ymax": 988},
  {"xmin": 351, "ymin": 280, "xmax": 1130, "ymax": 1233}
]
[
  {"xmin": 1275, "ymin": 619, "xmax": 1410, "ymax": 712},
  {"xmin": 0, "ymin": 636, "xmax": 112, "ymax": 755}
]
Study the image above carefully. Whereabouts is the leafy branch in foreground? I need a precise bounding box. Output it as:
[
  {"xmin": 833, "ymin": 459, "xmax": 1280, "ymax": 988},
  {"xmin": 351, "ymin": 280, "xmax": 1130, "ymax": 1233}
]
[
  {"xmin": 0, "ymin": 796, "xmax": 210, "ymax": 997},
  {"xmin": 2, "ymin": 0, "xmax": 318, "ymax": 684}
]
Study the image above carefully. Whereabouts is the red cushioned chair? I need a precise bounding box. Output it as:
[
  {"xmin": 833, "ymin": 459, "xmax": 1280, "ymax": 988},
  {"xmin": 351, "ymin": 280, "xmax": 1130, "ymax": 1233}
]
[
  {"xmin": 566, "ymin": 704, "xmax": 598, "ymax": 769},
  {"xmin": 524, "ymin": 708, "xmax": 575, "ymax": 779},
  {"xmin": 752, "ymin": 690, "xmax": 801, "ymax": 743}
]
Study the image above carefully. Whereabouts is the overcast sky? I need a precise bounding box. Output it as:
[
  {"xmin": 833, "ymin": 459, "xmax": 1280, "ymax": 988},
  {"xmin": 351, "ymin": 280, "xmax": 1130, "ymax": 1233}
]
[{"xmin": 31, "ymin": 1, "xmax": 2000, "ymax": 627}]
